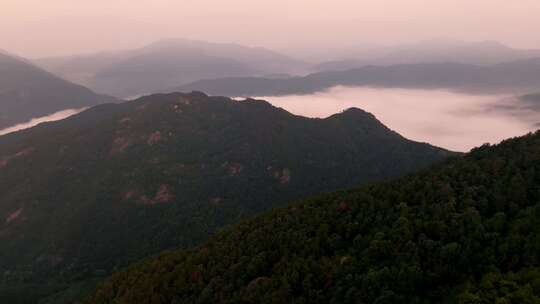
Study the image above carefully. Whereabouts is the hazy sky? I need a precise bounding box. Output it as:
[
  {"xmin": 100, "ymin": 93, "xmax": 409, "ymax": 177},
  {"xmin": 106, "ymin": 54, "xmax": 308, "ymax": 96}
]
[{"xmin": 2, "ymin": 0, "xmax": 540, "ymax": 58}]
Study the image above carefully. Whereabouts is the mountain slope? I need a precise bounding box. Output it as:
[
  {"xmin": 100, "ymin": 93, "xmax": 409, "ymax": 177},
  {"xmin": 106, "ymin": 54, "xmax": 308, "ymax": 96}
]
[
  {"xmin": 0, "ymin": 92, "xmax": 450, "ymax": 303},
  {"xmin": 36, "ymin": 39, "xmax": 308, "ymax": 98},
  {"xmin": 88, "ymin": 131, "xmax": 540, "ymax": 304},
  {"xmin": 91, "ymin": 47, "xmax": 258, "ymax": 98},
  {"xmin": 177, "ymin": 59, "xmax": 540, "ymax": 97},
  {"xmin": 0, "ymin": 52, "xmax": 117, "ymax": 129},
  {"xmin": 142, "ymin": 39, "xmax": 307, "ymax": 75}
]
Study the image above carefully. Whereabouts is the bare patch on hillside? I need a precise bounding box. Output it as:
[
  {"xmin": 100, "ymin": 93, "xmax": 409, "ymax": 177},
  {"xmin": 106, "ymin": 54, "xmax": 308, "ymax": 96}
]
[
  {"xmin": 147, "ymin": 131, "xmax": 163, "ymax": 145},
  {"xmin": 223, "ymin": 162, "xmax": 243, "ymax": 176},
  {"xmin": 271, "ymin": 168, "xmax": 291, "ymax": 184},
  {"xmin": 0, "ymin": 148, "xmax": 34, "ymax": 168},
  {"xmin": 124, "ymin": 185, "xmax": 175, "ymax": 205},
  {"xmin": 5, "ymin": 208, "xmax": 23, "ymax": 224},
  {"xmin": 110, "ymin": 137, "xmax": 133, "ymax": 155},
  {"xmin": 154, "ymin": 184, "xmax": 174, "ymax": 203}
]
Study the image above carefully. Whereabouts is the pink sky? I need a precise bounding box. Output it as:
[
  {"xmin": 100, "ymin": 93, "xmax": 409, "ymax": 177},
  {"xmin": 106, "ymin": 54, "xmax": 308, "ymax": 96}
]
[{"xmin": 2, "ymin": 0, "xmax": 540, "ymax": 57}]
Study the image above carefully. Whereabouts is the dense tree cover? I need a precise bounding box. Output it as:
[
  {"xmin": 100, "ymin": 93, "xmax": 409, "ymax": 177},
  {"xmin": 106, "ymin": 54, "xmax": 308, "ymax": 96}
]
[
  {"xmin": 0, "ymin": 92, "xmax": 448, "ymax": 303},
  {"xmin": 88, "ymin": 131, "xmax": 540, "ymax": 304}
]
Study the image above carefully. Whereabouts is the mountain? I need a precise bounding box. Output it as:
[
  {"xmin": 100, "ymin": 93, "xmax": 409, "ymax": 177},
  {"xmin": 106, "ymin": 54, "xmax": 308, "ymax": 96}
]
[
  {"xmin": 36, "ymin": 39, "xmax": 308, "ymax": 98},
  {"xmin": 88, "ymin": 130, "xmax": 540, "ymax": 304},
  {"xmin": 314, "ymin": 40, "xmax": 540, "ymax": 71},
  {"xmin": 0, "ymin": 92, "xmax": 450, "ymax": 303},
  {"xmin": 0, "ymin": 52, "xmax": 116, "ymax": 129},
  {"xmin": 516, "ymin": 92, "xmax": 540, "ymax": 114},
  {"xmin": 177, "ymin": 59, "xmax": 540, "ymax": 97},
  {"xmin": 521, "ymin": 92, "xmax": 540, "ymax": 104}
]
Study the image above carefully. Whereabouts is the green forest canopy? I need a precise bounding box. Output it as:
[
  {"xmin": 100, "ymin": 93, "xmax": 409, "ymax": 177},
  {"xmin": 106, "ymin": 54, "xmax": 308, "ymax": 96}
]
[{"xmin": 89, "ymin": 131, "xmax": 540, "ymax": 304}]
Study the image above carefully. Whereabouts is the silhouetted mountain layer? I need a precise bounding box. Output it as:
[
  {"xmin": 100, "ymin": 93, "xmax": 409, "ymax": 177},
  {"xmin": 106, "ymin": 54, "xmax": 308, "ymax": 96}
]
[
  {"xmin": 36, "ymin": 39, "xmax": 308, "ymax": 98},
  {"xmin": 313, "ymin": 40, "xmax": 540, "ymax": 71},
  {"xmin": 177, "ymin": 59, "xmax": 540, "ymax": 97},
  {"xmin": 88, "ymin": 131, "xmax": 540, "ymax": 304},
  {"xmin": 0, "ymin": 52, "xmax": 116, "ymax": 129},
  {"xmin": 521, "ymin": 92, "xmax": 540, "ymax": 105},
  {"xmin": 0, "ymin": 92, "xmax": 450, "ymax": 303}
]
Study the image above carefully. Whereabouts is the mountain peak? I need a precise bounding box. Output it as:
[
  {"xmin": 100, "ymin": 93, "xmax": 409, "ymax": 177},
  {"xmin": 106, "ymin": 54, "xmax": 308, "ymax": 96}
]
[
  {"xmin": 338, "ymin": 107, "xmax": 374, "ymax": 117},
  {"xmin": 326, "ymin": 107, "xmax": 380, "ymax": 124}
]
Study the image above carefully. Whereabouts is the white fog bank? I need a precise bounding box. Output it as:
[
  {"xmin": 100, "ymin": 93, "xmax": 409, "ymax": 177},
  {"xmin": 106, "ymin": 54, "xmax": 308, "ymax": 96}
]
[
  {"xmin": 257, "ymin": 86, "xmax": 539, "ymax": 152},
  {"xmin": 0, "ymin": 108, "xmax": 87, "ymax": 136}
]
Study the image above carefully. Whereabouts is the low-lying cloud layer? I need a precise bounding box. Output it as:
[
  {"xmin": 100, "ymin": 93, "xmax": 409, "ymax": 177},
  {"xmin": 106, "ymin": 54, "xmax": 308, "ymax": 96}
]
[
  {"xmin": 0, "ymin": 108, "xmax": 86, "ymax": 136},
  {"xmin": 258, "ymin": 86, "xmax": 539, "ymax": 152}
]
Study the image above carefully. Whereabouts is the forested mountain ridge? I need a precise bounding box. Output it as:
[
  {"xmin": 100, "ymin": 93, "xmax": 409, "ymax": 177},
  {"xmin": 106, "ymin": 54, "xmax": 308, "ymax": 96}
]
[
  {"xmin": 88, "ymin": 130, "xmax": 540, "ymax": 304},
  {"xmin": 0, "ymin": 52, "xmax": 117, "ymax": 129},
  {"xmin": 0, "ymin": 92, "xmax": 449, "ymax": 303}
]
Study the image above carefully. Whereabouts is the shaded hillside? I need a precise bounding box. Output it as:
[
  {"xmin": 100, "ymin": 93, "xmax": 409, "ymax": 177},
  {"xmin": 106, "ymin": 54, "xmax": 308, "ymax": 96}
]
[
  {"xmin": 177, "ymin": 59, "xmax": 540, "ymax": 97},
  {"xmin": 0, "ymin": 92, "xmax": 450, "ymax": 303},
  {"xmin": 0, "ymin": 52, "xmax": 116, "ymax": 129},
  {"xmin": 36, "ymin": 39, "xmax": 308, "ymax": 98},
  {"xmin": 89, "ymin": 131, "xmax": 540, "ymax": 304}
]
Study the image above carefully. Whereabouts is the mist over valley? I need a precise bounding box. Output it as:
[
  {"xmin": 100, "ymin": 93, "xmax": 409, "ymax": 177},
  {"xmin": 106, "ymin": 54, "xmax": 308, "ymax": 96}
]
[{"xmin": 257, "ymin": 86, "xmax": 540, "ymax": 151}]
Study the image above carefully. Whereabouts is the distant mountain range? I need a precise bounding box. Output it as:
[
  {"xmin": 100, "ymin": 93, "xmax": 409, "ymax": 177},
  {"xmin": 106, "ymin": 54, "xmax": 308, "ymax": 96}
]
[
  {"xmin": 36, "ymin": 39, "xmax": 308, "ymax": 98},
  {"xmin": 176, "ymin": 58, "xmax": 540, "ymax": 97},
  {"xmin": 33, "ymin": 39, "xmax": 540, "ymax": 100},
  {"xmin": 88, "ymin": 129, "xmax": 540, "ymax": 304},
  {"xmin": 0, "ymin": 52, "xmax": 116, "ymax": 129},
  {"xmin": 0, "ymin": 92, "xmax": 450, "ymax": 303},
  {"xmin": 313, "ymin": 40, "xmax": 540, "ymax": 71}
]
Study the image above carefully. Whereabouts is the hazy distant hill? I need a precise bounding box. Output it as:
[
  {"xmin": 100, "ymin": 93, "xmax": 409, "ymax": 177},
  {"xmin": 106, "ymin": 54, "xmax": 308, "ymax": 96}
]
[
  {"xmin": 522, "ymin": 92, "xmax": 540, "ymax": 103},
  {"xmin": 518, "ymin": 92, "xmax": 540, "ymax": 112},
  {"xmin": 0, "ymin": 92, "xmax": 450, "ymax": 303},
  {"xmin": 0, "ymin": 52, "xmax": 116, "ymax": 129},
  {"xmin": 88, "ymin": 130, "xmax": 540, "ymax": 304},
  {"xmin": 36, "ymin": 39, "xmax": 308, "ymax": 98},
  {"xmin": 177, "ymin": 58, "xmax": 540, "ymax": 97},
  {"xmin": 314, "ymin": 40, "xmax": 540, "ymax": 71}
]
